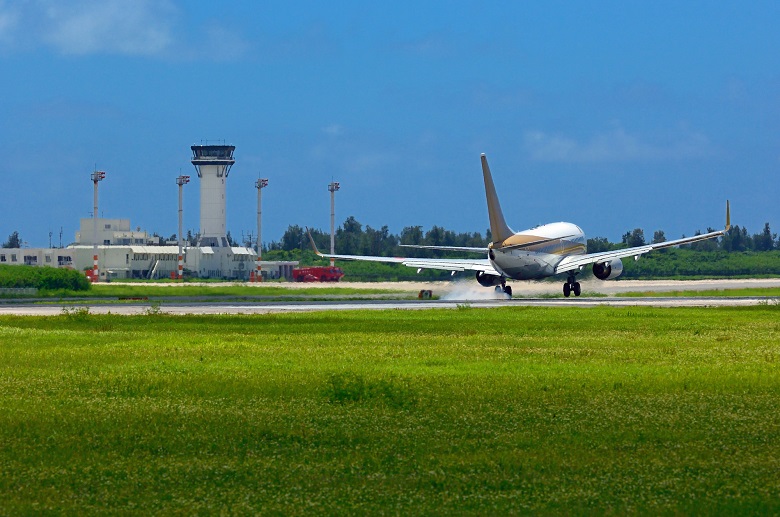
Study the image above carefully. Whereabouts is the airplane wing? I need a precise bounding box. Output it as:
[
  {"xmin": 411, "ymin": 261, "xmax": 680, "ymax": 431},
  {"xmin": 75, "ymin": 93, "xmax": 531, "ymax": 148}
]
[
  {"xmin": 555, "ymin": 229, "xmax": 726, "ymax": 274},
  {"xmin": 306, "ymin": 230, "xmax": 499, "ymax": 275},
  {"xmin": 399, "ymin": 244, "xmax": 487, "ymax": 253},
  {"xmin": 556, "ymin": 201, "xmax": 730, "ymax": 274}
]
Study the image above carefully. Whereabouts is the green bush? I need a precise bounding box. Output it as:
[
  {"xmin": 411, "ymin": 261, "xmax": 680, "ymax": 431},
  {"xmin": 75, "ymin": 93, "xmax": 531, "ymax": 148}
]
[
  {"xmin": 0, "ymin": 265, "xmax": 91, "ymax": 291},
  {"xmin": 622, "ymin": 249, "xmax": 780, "ymax": 278}
]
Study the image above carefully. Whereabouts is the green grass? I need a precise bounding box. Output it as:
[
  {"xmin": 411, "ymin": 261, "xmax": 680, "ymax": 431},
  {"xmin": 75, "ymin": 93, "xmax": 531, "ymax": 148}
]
[
  {"xmin": 2, "ymin": 307, "xmax": 780, "ymax": 513},
  {"xmin": 621, "ymin": 287, "xmax": 780, "ymax": 298}
]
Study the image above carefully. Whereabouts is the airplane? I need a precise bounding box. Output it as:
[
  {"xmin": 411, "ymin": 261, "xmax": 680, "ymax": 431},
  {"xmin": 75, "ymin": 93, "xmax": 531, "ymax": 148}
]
[{"xmin": 308, "ymin": 154, "xmax": 730, "ymax": 297}]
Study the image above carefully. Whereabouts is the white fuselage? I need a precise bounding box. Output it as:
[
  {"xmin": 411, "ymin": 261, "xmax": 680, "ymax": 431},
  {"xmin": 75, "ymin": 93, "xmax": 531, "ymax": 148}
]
[{"xmin": 489, "ymin": 222, "xmax": 586, "ymax": 280}]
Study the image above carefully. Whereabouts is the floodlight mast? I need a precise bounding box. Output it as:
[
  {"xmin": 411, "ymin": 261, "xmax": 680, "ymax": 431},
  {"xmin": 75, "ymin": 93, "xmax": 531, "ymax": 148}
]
[
  {"xmin": 176, "ymin": 175, "xmax": 190, "ymax": 281},
  {"xmin": 90, "ymin": 170, "xmax": 106, "ymax": 282},
  {"xmin": 255, "ymin": 178, "xmax": 268, "ymax": 282},
  {"xmin": 328, "ymin": 181, "xmax": 340, "ymax": 267}
]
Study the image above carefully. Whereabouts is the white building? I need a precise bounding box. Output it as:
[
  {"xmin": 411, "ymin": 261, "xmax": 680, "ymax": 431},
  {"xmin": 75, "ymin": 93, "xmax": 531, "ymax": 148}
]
[
  {"xmin": 4, "ymin": 143, "xmax": 298, "ymax": 281},
  {"xmin": 75, "ymin": 218, "xmax": 153, "ymax": 246},
  {"xmin": 0, "ymin": 248, "xmax": 75, "ymax": 268}
]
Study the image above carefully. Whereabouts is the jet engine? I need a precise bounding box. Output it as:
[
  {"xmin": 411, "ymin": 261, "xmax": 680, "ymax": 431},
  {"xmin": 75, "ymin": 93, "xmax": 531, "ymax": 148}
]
[
  {"xmin": 593, "ymin": 258, "xmax": 624, "ymax": 280},
  {"xmin": 476, "ymin": 271, "xmax": 503, "ymax": 287}
]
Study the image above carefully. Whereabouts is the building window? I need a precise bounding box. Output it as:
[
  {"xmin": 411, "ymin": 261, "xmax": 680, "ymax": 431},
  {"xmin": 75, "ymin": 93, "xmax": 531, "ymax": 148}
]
[
  {"xmin": 104, "ymin": 224, "xmax": 111, "ymax": 230},
  {"xmin": 11, "ymin": 254, "xmax": 17, "ymax": 262},
  {"xmin": 103, "ymin": 240, "xmax": 111, "ymax": 245},
  {"xmin": 0, "ymin": 255, "xmax": 5, "ymax": 262},
  {"xmin": 45, "ymin": 256, "xmax": 52, "ymax": 263}
]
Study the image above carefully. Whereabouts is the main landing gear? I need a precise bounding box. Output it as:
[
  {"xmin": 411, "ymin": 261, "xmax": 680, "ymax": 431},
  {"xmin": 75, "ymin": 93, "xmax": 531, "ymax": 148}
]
[
  {"xmin": 563, "ymin": 274, "xmax": 581, "ymax": 298},
  {"xmin": 494, "ymin": 282, "xmax": 513, "ymax": 298}
]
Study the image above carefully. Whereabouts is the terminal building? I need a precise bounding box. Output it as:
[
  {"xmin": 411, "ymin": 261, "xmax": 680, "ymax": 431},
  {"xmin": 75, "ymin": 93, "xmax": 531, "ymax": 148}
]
[{"xmin": 3, "ymin": 144, "xmax": 297, "ymax": 281}]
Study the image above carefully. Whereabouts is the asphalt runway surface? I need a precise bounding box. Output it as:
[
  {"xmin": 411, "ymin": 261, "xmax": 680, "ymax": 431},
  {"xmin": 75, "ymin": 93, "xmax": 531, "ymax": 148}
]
[{"xmin": 2, "ymin": 279, "xmax": 778, "ymax": 316}]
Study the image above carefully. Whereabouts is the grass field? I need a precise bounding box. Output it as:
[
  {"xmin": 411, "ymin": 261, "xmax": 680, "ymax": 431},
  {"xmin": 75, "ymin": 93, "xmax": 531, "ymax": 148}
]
[
  {"xmin": 2, "ymin": 306, "xmax": 779, "ymax": 513},
  {"xmin": 621, "ymin": 287, "xmax": 780, "ymax": 298}
]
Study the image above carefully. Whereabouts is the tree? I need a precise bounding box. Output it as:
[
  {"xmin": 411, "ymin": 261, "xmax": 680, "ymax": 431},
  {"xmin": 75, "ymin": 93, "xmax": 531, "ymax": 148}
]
[
  {"xmin": 587, "ymin": 237, "xmax": 611, "ymax": 253},
  {"xmin": 362, "ymin": 225, "xmax": 396, "ymax": 256},
  {"xmin": 652, "ymin": 230, "xmax": 666, "ymax": 244},
  {"xmin": 2, "ymin": 231, "xmax": 21, "ymax": 248},
  {"xmin": 622, "ymin": 228, "xmax": 645, "ymax": 248},
  {"xmin": 753, "ymin": 223, "xmax": 775, "ymax": 251},
  {"xmin": 721, "ymin": 225, "xmax": 752, "ymax": 252},
  {"xmin": 336, "ymin": 216, "xmax": 363, "ymax": 254},
  {"xmin": 690, "ymin": 228, "xmax": 718, "ymax": 251},
  {"xmin": 226, "ymin": 231, "xmax": 237, "ymax": 247},
  {"xmin": 186, "ymin": 230, "xmax": 198, "ymax": 246},
  {"xmin": 280, "ymin": 225, "xmax": 305, "ymax": 251},
  {"xmin": 425, "ymin": 226, "xmax": 446, "ymax": 247},
  {"xmin": 400, "ymin": 226, "xmax": 424, "ymax": 246}
]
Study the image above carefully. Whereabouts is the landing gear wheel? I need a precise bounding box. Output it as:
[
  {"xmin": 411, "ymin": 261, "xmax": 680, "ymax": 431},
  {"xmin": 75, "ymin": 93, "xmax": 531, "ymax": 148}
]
[
  {"xmin": 572, "ymin": 282, "xmax": 581, "ymax": 297},
  {"xmin": 503, "ymin": 285, "xmax": 513, "ymax": 298},
  {"xmin": 563, "ymin": 283, "xmax": 571, "ymax": 297}
]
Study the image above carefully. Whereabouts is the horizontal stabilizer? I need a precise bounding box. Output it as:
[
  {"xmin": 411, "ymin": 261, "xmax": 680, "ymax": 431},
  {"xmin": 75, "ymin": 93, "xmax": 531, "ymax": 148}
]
[{"xmin": 400, "ymin": 244, "xmax": 487, "ymax": 253}]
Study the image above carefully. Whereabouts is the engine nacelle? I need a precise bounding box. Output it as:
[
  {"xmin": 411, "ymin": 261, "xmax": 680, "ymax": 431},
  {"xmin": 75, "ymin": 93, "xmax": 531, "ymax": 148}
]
[
  {"xmin": 476, "ymin": 271, "xmax": 503, "ymax": 287},
  {"xmin": 592, "ymin": 258, "xmax": 624, "ymax": 280}
]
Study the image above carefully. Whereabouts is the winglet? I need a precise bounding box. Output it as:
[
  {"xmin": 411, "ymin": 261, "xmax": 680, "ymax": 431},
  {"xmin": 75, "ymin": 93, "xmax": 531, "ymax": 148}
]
[
  {"xmin": 305, "ymin": 227, "xmax": 324, "ymax": 256},
  {"xmin": 725, "ymin": 200, "xmax": 731, "ymax": 231},
  {"xmin": 480, "ymin": 154, "xmax": 514, "ymax": 244}
]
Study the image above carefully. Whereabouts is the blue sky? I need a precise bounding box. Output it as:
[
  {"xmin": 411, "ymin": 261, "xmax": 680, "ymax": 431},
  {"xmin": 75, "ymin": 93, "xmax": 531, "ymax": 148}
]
[{"xmin": 1, "ymin": 1, "xmax": 778, "ymax": 248}]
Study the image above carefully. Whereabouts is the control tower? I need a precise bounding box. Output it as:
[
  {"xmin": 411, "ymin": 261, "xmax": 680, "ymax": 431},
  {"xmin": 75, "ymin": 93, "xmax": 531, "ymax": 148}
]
[{"xmin": 191, "ymin": 144, "xmax": 235, "ymax": 248}]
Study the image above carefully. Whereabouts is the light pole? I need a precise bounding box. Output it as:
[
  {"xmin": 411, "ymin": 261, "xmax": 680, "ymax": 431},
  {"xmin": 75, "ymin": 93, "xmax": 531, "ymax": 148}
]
[
  {"xmin": 255, "ymin": 178, "xmax": 268, "ymax": 282},
  {"xmin": 90, "ymin": 170, "xmax": 106, "ymax": 282},
  {"xmin": 176, "ymin": 175, "xmax": 190, "ymax": 281},
  {"xmin": 328, "ymin": 181, "xmax": 340, "ymax": 267}
]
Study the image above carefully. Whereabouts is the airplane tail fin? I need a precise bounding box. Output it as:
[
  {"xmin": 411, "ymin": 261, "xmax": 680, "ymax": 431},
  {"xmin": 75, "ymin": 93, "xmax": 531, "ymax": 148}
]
[
  {"xmin": 481, "ymin": 154, "xmax": 514, "ymax": 244},
  {"xmin": 725, "ymin": 200, "xmax": 731, "ymax": 231}
]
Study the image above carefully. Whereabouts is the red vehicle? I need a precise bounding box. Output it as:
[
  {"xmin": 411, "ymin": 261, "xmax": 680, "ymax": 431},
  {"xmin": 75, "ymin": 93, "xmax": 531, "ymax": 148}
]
[{"xmin": 292, "ymin": 266, "xmax": 344, "ymax": 282}]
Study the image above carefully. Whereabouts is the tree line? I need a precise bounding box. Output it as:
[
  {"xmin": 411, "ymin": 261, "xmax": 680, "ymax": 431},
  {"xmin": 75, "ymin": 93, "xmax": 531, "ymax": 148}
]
[
  {"xmin": 3, "ymin": 219, "xmax": 778, "ymax": 255},
  {"xmin": 265, "ymin": 218, "xmax": 780, "ymax": 256},
  {"xmin": 266, "ymin": 217, "xmax": 492, "ymax": 258}
]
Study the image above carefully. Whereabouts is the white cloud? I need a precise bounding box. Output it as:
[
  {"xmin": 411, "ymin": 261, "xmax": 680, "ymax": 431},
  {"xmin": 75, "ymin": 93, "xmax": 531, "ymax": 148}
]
[
  {"xmin": 523, "ymin": 126, "xmax": 714, "ymax": 164},
  {"xmin": 41, "ymin": 0, "xmax": 175, "ymax": 56},
  {"xmin": 0, "ymin": 2, "xmax": 20, "ymax": 46},
  {"xmin": 0, "ymin": 0, "xmax": 178, "ymax": 56},
  {"xmin": 0, "ymin": 1, "xmax": 252, "ymax": 60}
]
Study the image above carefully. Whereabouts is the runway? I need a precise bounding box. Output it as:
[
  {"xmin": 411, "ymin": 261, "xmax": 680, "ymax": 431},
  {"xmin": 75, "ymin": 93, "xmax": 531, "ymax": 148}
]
[
  {"xmin": 0, "ymin": 295, "xmax": 775, "ymax": 316},
  {"xmin": 1, "ymin": 279, "xmax": 778, "ymax": 316}
]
